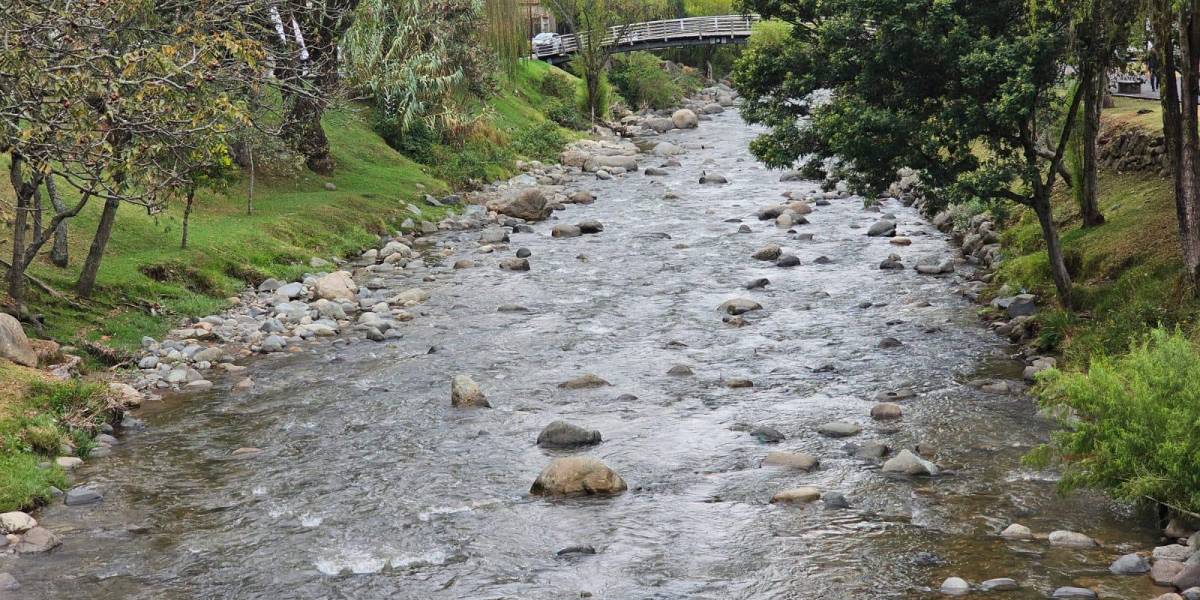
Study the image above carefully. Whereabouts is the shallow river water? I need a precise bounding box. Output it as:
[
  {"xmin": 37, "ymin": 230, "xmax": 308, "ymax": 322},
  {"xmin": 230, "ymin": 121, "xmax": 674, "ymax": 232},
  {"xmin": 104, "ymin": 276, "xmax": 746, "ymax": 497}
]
[{"xmin": 8, "ymin": 110, "xmax": 1164, "ymax": 599}]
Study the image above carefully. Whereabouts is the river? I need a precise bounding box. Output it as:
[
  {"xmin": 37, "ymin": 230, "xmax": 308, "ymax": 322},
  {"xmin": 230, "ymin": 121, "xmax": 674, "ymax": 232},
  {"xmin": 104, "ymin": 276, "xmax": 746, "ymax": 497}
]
[{"xmin": 6, "ymin": 109, "xmax": 1161, "ymax": 599}]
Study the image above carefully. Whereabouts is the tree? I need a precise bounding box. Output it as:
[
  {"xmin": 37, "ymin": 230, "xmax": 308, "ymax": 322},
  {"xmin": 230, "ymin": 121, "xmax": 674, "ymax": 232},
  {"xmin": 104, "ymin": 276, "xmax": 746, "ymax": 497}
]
[
  {"xmin": 545, "ymin": 0, "xmax": 671, "ymax": 121},
  {"xmin": 732, "ymin": 0, "xmax": 1080, "ymax": 304},
  {"xmin": 1056, "ymin": 0, "xmax": 1139, "ymax": 228},
  {"xmin": 269, "ymin": 0, "xmax": 362, "ymax": 175},
  {"xmin": 1147, "ymin": 1, "xmax": 1200, "ymax": 290},
  {"xmin": 1, "ymin": 0, "xmax": 263, "ymax": 305}
]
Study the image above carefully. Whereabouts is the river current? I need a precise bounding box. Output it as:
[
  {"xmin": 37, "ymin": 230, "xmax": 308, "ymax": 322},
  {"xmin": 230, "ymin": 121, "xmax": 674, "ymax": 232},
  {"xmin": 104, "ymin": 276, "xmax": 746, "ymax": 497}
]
[{"xmin": 8, "ymin": 109, "xmax": 1160, "ymax": 599}]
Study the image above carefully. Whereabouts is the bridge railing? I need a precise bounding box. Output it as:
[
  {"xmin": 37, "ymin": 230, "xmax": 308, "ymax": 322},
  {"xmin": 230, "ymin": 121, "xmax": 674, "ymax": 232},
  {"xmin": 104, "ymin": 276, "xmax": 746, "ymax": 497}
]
[{"xmin": 533, "ymin": 14, "xmax": 761, "ymax": 59}]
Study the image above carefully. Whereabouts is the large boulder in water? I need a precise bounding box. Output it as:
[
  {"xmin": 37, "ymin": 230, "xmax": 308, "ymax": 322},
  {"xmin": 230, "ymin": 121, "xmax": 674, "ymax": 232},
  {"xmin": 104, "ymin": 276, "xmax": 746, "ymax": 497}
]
[
  {"xmin": 0, "ymin": 314, "xmax": 37, "ymax": 367},
  {"xmin": 313, "ymin": 271, "xmax": 358, "ymax": 302},
  {"xmin": 672, "ymin": 109, "xmax": 699, "ymax": 129},
  {"xmin": 583, "ymin": 155, "xmax": 638, "ymax": 173},
  {"xmin": 882, "ymin": 449, "xmax": 938, "ymax": 476},
  {"xmin": 487, "ymin": 188, "xmax": 552, "ymax": 222},
  {"xmin": 537, "ymin": 421, "xmax": 602, "ymax": 448},
  {"xmin": 530, "ymin": 457, "xmax": 627, "ymax": 496}
]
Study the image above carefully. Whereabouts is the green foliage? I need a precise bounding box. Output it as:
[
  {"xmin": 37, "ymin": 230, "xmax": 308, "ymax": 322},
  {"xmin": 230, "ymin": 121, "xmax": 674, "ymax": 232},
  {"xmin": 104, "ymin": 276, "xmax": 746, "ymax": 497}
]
[
  {"xmin": 511, "ymin": 121, "xmax": 568, "ymax": 163},
  {"xmin": 609, "ymin": 52, "xmax": 685, "ymax": 110},
  {"xmin": 21, "ymin": 415, "xmax": 64, "ymax": 455},
  {"xmin": 540, "ymin": 71, "xmax": 579, "ymax": 101},
  {"xmin": 0, "ymin": 453, "xmax": 67, "ymax": 513},
  {"xmin": 345, "ymin": 0, "xmax": 491, "ymax": 134},
  {"xmin": 1027, "ymin": 329, "xmax": 1200, "ymax": 513}
]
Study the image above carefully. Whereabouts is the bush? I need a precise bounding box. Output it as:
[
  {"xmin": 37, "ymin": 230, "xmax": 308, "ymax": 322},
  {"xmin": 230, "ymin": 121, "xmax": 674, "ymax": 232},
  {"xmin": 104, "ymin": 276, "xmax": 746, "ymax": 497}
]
[
  {"xmin": 545, "ymin": 98, "xmax": 588, "ymax": 130},
  {"xmin": 609, "ymin": 52, "xmax": 684, "ymax": 110},
  {"xmin": 540, "ymin": 71, "xmax": 577, "ymax": 102},
  {"xmin": 511, "ymin": 121, "xmax": 567, "ymax": 163},
  {"xmin": 1026, "ymin": 328, "xmax": 1200, "ymax": 513},
  {"xmin": 375, "ymin": 118, "xmax": 442, "ymax": 165}
]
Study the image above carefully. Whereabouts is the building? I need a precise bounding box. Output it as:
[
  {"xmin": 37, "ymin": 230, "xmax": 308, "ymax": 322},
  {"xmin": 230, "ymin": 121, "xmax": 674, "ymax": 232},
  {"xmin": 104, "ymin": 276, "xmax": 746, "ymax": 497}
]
[{"xmin": 519, "ymin": 0, "xmax": 558, "ymax": 35}]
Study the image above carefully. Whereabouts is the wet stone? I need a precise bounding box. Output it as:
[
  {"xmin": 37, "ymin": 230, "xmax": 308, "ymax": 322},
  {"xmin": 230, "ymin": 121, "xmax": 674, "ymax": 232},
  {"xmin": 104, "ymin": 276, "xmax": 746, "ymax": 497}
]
[
  {"xmin": 817, "ymin": 421, "xmax": 861, "ymax": 438},
  {"xmin": 750, "ymin": 426, "xmax": 786, "ymax": 444},
  {"xmin": 1109, "ymin": 553, "xmax": 1150, "ymax": 575},
  {"xmin": 939, "ymin": 577, "xmax": 969, "ymax": 596},
  {"xmin": 1051, "ymin": 587, "xmax": 1096, "ymax": 599},
  {"xmin": 979, "ymin": 578, "xmax": 1018, "ymax": 592},
  {"xmin": 537, "ymin": 421, "xmax": 602, "ymax": 448}
]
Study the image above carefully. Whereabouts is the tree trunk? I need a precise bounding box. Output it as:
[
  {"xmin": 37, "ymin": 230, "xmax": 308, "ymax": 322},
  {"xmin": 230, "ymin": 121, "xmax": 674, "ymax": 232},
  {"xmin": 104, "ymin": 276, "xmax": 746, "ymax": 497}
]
[
  {"xmin": 1080, "ymin": 64, "xmax": 1105, "ymax": 227},
  {"xmin": 1176, "ymin": 5, "xmax": 1200, "ymax": 288},
  {"xmin": 75, "ymin": 197, "xmax": 120, "ymax": 297},
  {"xmin": 45, "ymin": 177, "xmax": 69, "ymax": 267},
  {"xmin": 246, "ymin": 144, "xmax": 255, "ymax": 216},
  {"xmin": 1033, "ymin": 194, "xmax": 1073, "ymax": 306},
  {"xmin": 7, "ymin": 157, "xmax": 30, "ymax": 304},
  {"xmin": 181, "ymin": 187, "xmax": 195, "ymax": 249},
  {"xmin": 286, "ymin": 93, "xmax": 335, "ymax": 175}
]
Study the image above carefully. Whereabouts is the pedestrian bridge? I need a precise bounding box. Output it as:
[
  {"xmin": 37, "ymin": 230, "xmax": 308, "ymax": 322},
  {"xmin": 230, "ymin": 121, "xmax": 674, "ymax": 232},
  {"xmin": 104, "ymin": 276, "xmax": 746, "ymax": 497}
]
[{"xmin": 533, "ymin": 15, "xmax": 760, "ymax": 65}]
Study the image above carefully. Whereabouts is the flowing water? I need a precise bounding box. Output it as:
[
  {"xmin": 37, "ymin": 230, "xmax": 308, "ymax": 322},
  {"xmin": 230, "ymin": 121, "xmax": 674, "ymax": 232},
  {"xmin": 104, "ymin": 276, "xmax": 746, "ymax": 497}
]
[{"xmin": 8, "ymin": 111, "xmax": 1163, "ymax": 599}]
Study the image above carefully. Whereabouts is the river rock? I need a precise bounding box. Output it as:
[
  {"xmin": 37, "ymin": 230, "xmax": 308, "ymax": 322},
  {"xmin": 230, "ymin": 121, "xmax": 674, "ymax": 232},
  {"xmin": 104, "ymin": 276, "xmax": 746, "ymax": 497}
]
[
  {"xmin": 822, "ymin": 492, "xmax": 850, "ymax": 509},
  {"xmin": 1051, "ymin": 587, "xmax": 1097, "ymax": 599},
  {"xmin": 55, "ymin": 456, "xmax": 82, "ymax": 469},
  {"xmin": 880, "ymin": 255, "xmax": 904, "ymax": 270},
  {"xmin": 980, "ymin": 578, "xmax": 1018, "ymax": 592},
  {"xmin": 1001, "ymin": 523, "xmax": 1033, "ymax": 540},
  {"xmin": 762, "ymin": 452, "xmax": 818, "ymax": 471},
  {"xmin": 776, "ymin": 254, "xmax": 801, "ymax": 268},
  {"xmin": 1048, "ymin": 530, "xmax": 1096, "ymax": 548},
  {"xmin": 748, "ymin": 425, "xmax": 786, "ymax": 443},
  {"xmin": 699, "ymin": 172, "xmax": 728, "ymax": 185},
  {"xmin": 644, "ymin": 167, "xmax": 669, "ymax": 176},
  {"xmin": 870, "ymin": 403, "xmax": 903, "ymax": 420},
  {"xmin": 1156, "ymin": 544, "xmax": 1194, "ymax": 561},
  {"xmin": 653, "ymin": 142, "xmax": 685, "ymax": 156},
  {"xmin": 578, "ymin": 220, "xmax": 604, "ymax": 234},
  {"xmin": 770, "ymin": 487, "xmax": 821, "ymax": 504},
  {"xmin": 489, "ymin": 188, "xmax": 552, "ymax": 221},
  {"xmin": 745, "ymin": 278, "xmax": 770, "ymax": 290},
  {"xmin": 672, "ymin": 109, "xmax": 699, "ymax": 129},
  {"xmin": 530, "ymin": 457, "xmax": 627, "ymax": 496},
  {"xmin": 480, "ymin": 227, "xmax": 510, "ymax": 244},
  {"xmin": 450, "ymin": 375, "xmax": 490, "ymax": 408},
  {"xmin": 817, "ymin": 421, "xmax": 862, "ymax": 438},
  {"xmin": 275, "ymin": 282, "xmax": 305, "ymax": 299},
  {"xmin": 867, "ymin": 219, "xmax": 897, "ymax": 237},
  {"xmin": 557, "ymin": 545, "xmax": 597, "ymax": 556},
  {"xmin": 65, "ymin": 486, "xmax": 103, "ymax": 506},
  {"xmin": 752, "ymin": 244, "xmax": 782, "ymax": 261},
  {"xmin": 757, "ymin": 205, "xmax": 786, "ymax": 220},
  {"xmin": 939, "ymin": 577, "xmax": 969, "ymax": 595},
  {"xmin": 1153, "ymin": 559, "xmax": 1187, "ymax": 585},
  {"xmin": 1182, "ymin": 588, "xmax": 1200, "ymax": 600},
  {"xmin": 645, "ymin": 117, "xmax": 675, "ymax": 133},
  {"xmin": 882, "ymin": 449, "xmax": 938, "ymax": 476},
  {"xmin": 1109, "ymin": 553, "xmax": 1150, "ymax": 575},
  {"xmin": 500, "ymin": 258, "xmax": 531, "ymax": 271},
  {"xmin": 878, "ymin": 337, "xmax": 903, "ymax": 349},
  {"xmin": 0, "ymin": 573, "xmax": 17, "ymax": 591},
  {"xmin": 552, "ymin": 224, "xmax": 582, "ymax": 238},
  {"xmin": 567, "ymin": 190, "xmax": 595, "ymax": 204},
  {"xmin": 719, "ymin": 298, "xmax": 762, "ymax": 315},
  {"xmin": 313, "ymin": 271, "xmax": 357, "ymax": 302},
  {"xmin": 667, "ymin": 364, "xmax": 693, "ymax": 376},
  {"xmin": 13, "ymin": 526, "xmax": 60, "ymax": 554},
  {"xmin": 0, "ymin": 314, "xmax": 37, "ymax": 367},
  {"xmin": 537, "ymin": 421, "xmax": 602, "ymax": 448},
  {"xmin": 1173, "ymin": 564, "xmax": 1200, "ymax": 589},
  {"xmin": 851, "ymin": 440, "xmax": 889, "ymax": 459},
  {"xmin": 0, "ymin": 512, "xmax": 35, "ymax": 534},
  {"xmin": 558, "ymin": 373, "xmax": 611, "ymax": 389}
]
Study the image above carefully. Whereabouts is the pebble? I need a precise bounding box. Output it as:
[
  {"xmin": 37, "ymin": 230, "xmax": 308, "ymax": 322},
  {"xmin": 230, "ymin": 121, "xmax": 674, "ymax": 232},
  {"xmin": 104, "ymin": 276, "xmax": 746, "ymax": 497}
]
[
  {"xmin": 870, "ymin": 402, "xmax": 902, "ymax": 420},
  {"xmin": 979, "ymin": 578, "xmax": 1018, "ymax": 592},
  {"xmin": 1051, "ymin": 587, "xmax": 1096, "ymax": 599},
  {"xmin": 817, "ymin": 421, "xmax": 861, "ymax": 438},
  {"xmin": 1000, "ymin": 523, "xmax": 1033, "ymax": 540},
  {"xmin": 762, "ymin": 452, "xmax": 817, "ymax": 471},
  {"xmin": 939, "ymin": 577, "xmax": 969, "ymax": 596},
  {"xmin": 1047, "ymin": 530, "xmax": 1096, "ymax": 548},
  {"xmin": 770, "ymin": 487, "xmax": 821, "ymax": 504}
]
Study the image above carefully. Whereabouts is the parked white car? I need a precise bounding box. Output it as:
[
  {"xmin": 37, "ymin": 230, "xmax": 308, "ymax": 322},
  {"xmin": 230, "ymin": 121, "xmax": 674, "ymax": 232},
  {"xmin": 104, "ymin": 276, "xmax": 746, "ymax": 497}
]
[{"xmin": 532, "ymin": 32, "xmax": 563, "ymax": 55}]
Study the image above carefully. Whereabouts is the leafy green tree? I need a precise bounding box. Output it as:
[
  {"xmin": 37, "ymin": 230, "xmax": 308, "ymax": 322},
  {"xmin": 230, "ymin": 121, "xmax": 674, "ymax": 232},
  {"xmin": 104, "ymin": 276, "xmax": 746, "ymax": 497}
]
[{"xmin": 732, "ymin": 0, "xmax": 1081, "ymax": 304}]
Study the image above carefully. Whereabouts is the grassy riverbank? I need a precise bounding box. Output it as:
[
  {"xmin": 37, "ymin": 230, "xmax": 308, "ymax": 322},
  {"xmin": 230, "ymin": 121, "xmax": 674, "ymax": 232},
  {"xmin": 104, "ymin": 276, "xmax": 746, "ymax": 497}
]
[{"xmin": 0, "ymin": 59, "xmax": 578, "ymax": 513}]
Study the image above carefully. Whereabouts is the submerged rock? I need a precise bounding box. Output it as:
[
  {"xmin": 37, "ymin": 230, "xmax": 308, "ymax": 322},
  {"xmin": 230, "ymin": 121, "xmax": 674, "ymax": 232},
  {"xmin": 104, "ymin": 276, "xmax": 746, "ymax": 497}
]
[
  {"xmin": 770, "ymin": 486, "xmax": 821, "ymax": 504},
  {"xmin": 537, "ymin": 421, "xmax": 602, "ymax": 448},
  {"xmin": 939, "ymin": 577, "xmax": 969, "ymax": 596},
  {"xmin": 558, "ymin": 373, "xmax": 611, "ymax": 390},
  {"xmin": 762, "ymin": 452, "xmax": 817, "ymax": 471}
]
